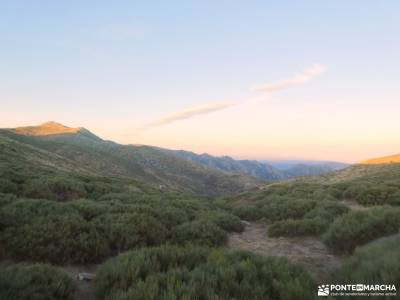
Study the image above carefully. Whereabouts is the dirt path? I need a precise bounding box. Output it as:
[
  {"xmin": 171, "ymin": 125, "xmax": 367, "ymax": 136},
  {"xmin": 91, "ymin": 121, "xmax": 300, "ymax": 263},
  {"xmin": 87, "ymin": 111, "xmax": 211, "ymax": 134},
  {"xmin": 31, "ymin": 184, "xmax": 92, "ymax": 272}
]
[
  {"xmin": 227, "ymin": 222, "xmax": 342, "ymax": 282},
  {"xmin": 63, "ymin": 265, "xmax": 98, "ymax": 300},
  {"xmin": 340, "ymin": 199, "xmax": 370, "ymax": 211}
]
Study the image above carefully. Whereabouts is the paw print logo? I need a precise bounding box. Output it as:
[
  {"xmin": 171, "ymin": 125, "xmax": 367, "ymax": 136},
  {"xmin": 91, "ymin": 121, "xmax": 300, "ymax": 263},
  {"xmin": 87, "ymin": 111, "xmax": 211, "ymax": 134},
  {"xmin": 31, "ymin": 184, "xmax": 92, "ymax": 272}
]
[{"xmin": 318, "ymin": 285, "xmax": 330, "ymax": 296}]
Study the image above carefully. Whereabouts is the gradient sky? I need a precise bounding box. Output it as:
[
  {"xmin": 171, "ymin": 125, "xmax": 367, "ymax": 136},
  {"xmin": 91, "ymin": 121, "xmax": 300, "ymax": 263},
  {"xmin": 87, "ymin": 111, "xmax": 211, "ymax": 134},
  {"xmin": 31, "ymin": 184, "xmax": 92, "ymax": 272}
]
[{"xmin": 1, "ymin": 1, "xmax": 399, "ymax": 163}]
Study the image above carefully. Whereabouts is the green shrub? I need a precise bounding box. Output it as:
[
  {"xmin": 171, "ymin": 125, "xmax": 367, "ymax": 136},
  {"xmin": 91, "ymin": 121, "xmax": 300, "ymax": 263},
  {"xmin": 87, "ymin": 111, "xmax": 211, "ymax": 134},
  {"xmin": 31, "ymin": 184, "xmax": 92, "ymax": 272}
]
[
  {"xmin": 304, "ymin": 200, "xmax": 349, "ymax": 222},
  {"xmin": 263, "ymin": 198, "xmax": 317, "ymax": 221},
  {"xmin": 323, "ymin": 207, "xmax": 400, "ymax": 254},
  {"xmin": 233, "ymin": 205, "xmax": 264, "ymax": 221},
  {"xmin": 2, "ymin": 215, "xmax": 110, "ymax": 263},
  {"xmin": 66, "ymin": 198, "xmax": 107, "ymax": 220},
  {"xmin": 268, "ymin": 218, "xmax": 326, "ymax": 237},
  {"xmin": 0, "ymin": 178, "xmax": 18, "ymax": 194},
  {"xmin": 0, "ymin": 199, "xmax": 77, "ymax": 228},
  {"xmin": 151, "ymin": 206, "xmax": 189, "ymax": 229},
  {"xmin": 334, "ymin": 235, "xmax": 400, "ymax": 300},
  {"xmin": 172, "ymin": 220, "xmax": 227, "ymax": 246},
  {"xmin": 0, "ymin": 263, "xmax": 75, "ymax": 300},
  {"xmin": 92, "ymin": 212, "xmax": 168, "ymax": 252},
  {"xmin": 95, "ymin": 245, "xmax": 315, "ymax": 300},
  {"xmin": 343, "ymin": 184, "xmax": 400, "ymax": 206},
  {"xmin": 170, "ymin": 199, "xmax": 210, "ymax": 220},
  {"xmin": 200, "ymin": 211, "xmax": 245, "ymax": 232},
  {"xmin": 0, "ymin": 193, "xmax": 17, "ymax": 207},
  {"xmin": 22, "ymin": 176, "xmax": 87, "ymax": 201}
]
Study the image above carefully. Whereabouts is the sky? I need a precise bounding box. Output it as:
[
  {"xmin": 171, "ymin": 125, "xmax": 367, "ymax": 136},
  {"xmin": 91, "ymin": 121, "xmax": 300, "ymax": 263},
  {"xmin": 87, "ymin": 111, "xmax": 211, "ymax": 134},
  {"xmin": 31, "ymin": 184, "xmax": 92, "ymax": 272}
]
[{"xmin": 1, "ymin": 1, "xmax": 400, "ymax": 163}]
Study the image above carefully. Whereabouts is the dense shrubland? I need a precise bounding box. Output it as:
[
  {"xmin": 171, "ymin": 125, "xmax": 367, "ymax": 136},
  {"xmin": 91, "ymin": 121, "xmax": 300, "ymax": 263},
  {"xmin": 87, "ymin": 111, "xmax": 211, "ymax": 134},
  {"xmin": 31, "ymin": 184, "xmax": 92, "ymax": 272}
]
[
  {"xmin": 0, "ymin": 192, "xmax": 243, "ymax": 263},
  {"xmin": 231, "ymin": 191, "xmax": 349, "ymax": 237},
  {"xmin": 0, "ymin": 264, "xmax": 75, "ymax": 300},
  {"xmin": 94, "ymin": 245, "xmax": 315, "ymax": 300},
  {"xmin": 1, "ymin": 144, "xmax": 246, "ymax": 263},
  {"xmin": 334, "ymin": 235, "xmax": 400, "ymax": 299},
  {"xmin": 229, "ymin": 179, "xmax": 400, "ymax": 240},
  {"xmin": 323, "ymin": 207, "xmax": 400, "ymax": 254}
]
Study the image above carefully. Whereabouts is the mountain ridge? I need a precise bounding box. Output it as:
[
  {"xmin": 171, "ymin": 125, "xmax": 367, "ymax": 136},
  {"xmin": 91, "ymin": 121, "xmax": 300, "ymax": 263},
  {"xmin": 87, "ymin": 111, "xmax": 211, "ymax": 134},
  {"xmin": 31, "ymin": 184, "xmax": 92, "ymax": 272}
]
[
  {"xmin": 7, "ymin": 121, "xmax": 350, "ymax": 183},
  {"xmin": 165, "ymin": 149, "xmax": 349, "ymax": 180},
  {"xmin": 361, "ymin": 153, "xmax": 400, "ymax": 165},
  {"xmin": 1, "ymin": 122, "xmax": 261, "ymax": 196}
]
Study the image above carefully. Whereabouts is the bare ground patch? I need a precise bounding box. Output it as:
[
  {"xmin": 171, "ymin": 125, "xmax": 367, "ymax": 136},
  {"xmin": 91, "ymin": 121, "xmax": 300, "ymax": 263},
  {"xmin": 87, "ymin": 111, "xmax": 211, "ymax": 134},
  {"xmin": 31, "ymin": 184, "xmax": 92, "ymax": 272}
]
[{"xmin": 227, "ymin": 222, "xmax": 343, "ymax": 282}]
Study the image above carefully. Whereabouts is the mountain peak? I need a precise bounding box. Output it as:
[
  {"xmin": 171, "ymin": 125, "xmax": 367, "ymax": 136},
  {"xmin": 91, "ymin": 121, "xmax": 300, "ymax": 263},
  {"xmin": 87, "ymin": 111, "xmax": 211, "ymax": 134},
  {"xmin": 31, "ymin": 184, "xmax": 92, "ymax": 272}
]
[
  {"xmin": 361, "ymin": 153, "xmax": 400, "ymax": 164},
  {"xmin": 13, "ymin": 121, "xmax": 83, "ymax": 136}
]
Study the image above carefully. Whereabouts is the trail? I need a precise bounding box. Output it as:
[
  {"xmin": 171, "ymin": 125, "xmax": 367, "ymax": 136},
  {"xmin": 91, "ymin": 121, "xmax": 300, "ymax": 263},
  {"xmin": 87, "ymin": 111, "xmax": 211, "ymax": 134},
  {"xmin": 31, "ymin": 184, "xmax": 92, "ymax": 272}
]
[
  {"xmin": 227, "ymin": 222, "xmax": 342, "ymax": 282},
  {"xmin": 63, "ymin": 265, "xmax": 98, "ymax": 300}
]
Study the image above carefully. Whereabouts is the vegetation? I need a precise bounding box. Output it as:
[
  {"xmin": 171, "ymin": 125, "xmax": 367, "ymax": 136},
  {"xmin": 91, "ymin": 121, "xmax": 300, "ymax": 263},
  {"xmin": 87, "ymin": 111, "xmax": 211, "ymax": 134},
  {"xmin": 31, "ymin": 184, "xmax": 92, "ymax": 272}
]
[
  {"xmin": 323, "ymin": 207, "xmax": 400, "ymax": 254},
  {"xmin": 268, "ymin": 218, "xmax": 326, "ymax": 237},
  {"xmin": 3, "ymin": 124, "xmax": 400, "ymax": 299},
  {"xmin": 334, "ymin": 235, "xmax": 400, "ymax": 299},
  {"xmin": 172, "ymin": 220, "xmax": 227, "ymax": 246},
  {"xmin": 2, "ymin": 214, "xmax": 110, "ymax": 264},
  {"xmin": 92, "ymin": 212, "xmax": 168, "ymax": 252},
  {"xmin": 0, "ymin": 263, "xmax": 75, "ymax": 300},
  {"xmin": 0, "ymin": 189, "xmax": 242, "ymax": 263},
  {"xmin": 95, "ymin": 245, "xmax": 315, "ymax": 300},
  {"xmin": 0, "ymin": 128, "xmax": 258, "ymax": 197}
]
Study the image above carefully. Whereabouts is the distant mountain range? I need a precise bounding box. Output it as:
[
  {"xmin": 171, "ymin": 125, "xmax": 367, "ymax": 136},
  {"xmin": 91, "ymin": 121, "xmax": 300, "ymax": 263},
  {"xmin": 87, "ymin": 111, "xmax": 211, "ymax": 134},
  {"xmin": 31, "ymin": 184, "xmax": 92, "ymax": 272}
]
[
  {"xmin": 2, "ymin": 122, "xmax": 350, "ymax": 195},
  {"xmin": 165, "ymin": 150, "xmax": 349, "ymax": 181}
]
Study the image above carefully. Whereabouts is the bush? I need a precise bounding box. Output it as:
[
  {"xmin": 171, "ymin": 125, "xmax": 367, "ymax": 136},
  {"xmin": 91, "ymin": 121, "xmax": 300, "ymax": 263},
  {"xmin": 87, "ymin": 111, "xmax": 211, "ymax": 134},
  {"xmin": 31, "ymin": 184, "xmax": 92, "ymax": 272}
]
[
  {"xmin": 0, "ymin": 193, "xmax": 17, "ymax": 207},
  {"xmin": 66, "ymin": 198, "xmax": 107, "ymax": 220},
  {"xmin": 323, "ymin": 207, "xmax": 400, "ymax": 254},
  {"xmin": 267, "ymin": 200, "xmax": 350, "ymax": 237},
  {"xmin": 233, "ymin": 205, "xmax": 264, "ymax": 221},
  {"xmin": 23, "ymin": 176, "xmax": 87, "ymax": 201},
  {"xmin": 268, "ymin": 218, "xmax": 326, "ymax": 237},
  {"xmin": 0, "ymin": 199, "xmax": 77, "ymax": 228},
  {"xmin": 151, "ymin": 206, "xmax": 189, "ymax": 229},
  {"xmin": 343, "ymin": 184, "xmax": 400, "ymax": 206},
  {"xmin": 172, "ymin": 220, "xmax": 227, "ymax": 246},
  {"xmin": 200, "ymin": 211, "xmax": 245, "ymax": 232},
  {"xmin": 0, "ymin": 178, "xmax": 18, "ymax": 194},
  {"xmin": 304, "ymin": 200, "xmax": 349, "ymax": 222},
  {"xmin": 334, "ymin": 235, "xmax": 400, "ymax": 299},
  {"xmin": 0, "ymin": 263, "xmax": 75, "ymax": 300},
  {"xmin": 263, "ymin": 198, "xmax": 317, "ymax": 221},
  {"xmin": 95, "ymin": 245, "xmax": 315, "ymax": 300},
  {"xmin": 92, "ymin": 212, "xmax": 168, "ymax": 252},
  {"xmin": 2, "ymin": 215, "xmax": 110, "ymax": 263}
]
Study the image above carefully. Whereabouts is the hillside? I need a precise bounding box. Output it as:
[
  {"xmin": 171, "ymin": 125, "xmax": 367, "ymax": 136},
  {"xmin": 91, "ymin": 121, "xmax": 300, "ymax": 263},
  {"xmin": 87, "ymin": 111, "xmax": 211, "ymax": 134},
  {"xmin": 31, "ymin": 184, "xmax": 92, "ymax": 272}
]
[
  {"xmin": 361, "ymin": 153, "xmax": 400, "ymax": 164},
  {"xmin": 1, "ymin": 122, "xmax": 260, "ymax": 196}
]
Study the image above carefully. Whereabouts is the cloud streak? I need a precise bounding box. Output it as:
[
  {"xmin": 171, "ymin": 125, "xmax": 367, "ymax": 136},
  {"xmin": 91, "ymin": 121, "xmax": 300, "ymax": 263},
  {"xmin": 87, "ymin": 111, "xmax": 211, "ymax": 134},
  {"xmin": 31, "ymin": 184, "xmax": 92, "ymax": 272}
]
[
  {"xmin": 143, "ymin": 63, "xmax": 326, "ymax": 129},
  {"xmin": 144, "ymin": 102, "xmax": 234, "ymax": 128},
  {"xmin": 252, "ymin": 63, "xmax": 326, "ymax": 93}
]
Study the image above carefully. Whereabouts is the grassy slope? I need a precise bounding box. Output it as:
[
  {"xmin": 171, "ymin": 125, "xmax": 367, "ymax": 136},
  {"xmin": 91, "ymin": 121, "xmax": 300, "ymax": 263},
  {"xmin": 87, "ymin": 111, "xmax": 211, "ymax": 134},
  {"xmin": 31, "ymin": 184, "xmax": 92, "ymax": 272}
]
[
  {"xmin": 0, "ymin": 129, "xmax": 260, "ymax": 196},
  {"xmin": 361, "ymin": 153, "xmax": 400, "ymax": 164}
]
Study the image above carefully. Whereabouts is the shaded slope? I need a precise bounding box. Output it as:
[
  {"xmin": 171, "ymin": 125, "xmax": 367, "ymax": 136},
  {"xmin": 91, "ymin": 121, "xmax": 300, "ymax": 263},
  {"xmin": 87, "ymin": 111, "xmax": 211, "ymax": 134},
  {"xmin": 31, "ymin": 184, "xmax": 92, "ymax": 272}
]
[{"xmin": 2, "ymin": 124, "xmax": 260, "ymax": 196}]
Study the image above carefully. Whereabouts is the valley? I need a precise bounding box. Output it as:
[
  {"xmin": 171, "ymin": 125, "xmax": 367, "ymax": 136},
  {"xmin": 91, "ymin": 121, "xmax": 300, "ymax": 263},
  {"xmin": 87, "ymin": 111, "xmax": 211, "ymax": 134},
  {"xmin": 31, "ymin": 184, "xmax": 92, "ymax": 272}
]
[{"xmin": 1, "ymin": 123, "xmax": 399, "ymax": 300}]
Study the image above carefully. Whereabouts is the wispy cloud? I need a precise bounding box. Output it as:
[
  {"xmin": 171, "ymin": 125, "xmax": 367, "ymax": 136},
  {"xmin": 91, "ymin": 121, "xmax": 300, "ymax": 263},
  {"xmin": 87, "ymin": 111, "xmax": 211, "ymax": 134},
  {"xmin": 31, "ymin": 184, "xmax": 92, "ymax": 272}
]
[
  {"xmin": 143, "ymin": 63, "xmax": 326, "ymax": 129},
  {"xmin": 144, "ymin": 102, "xmax": 234, "ymax": 128},
  {"xmin": 252, "ymin": 64, "xmax": 326, "ymax": 93}
]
